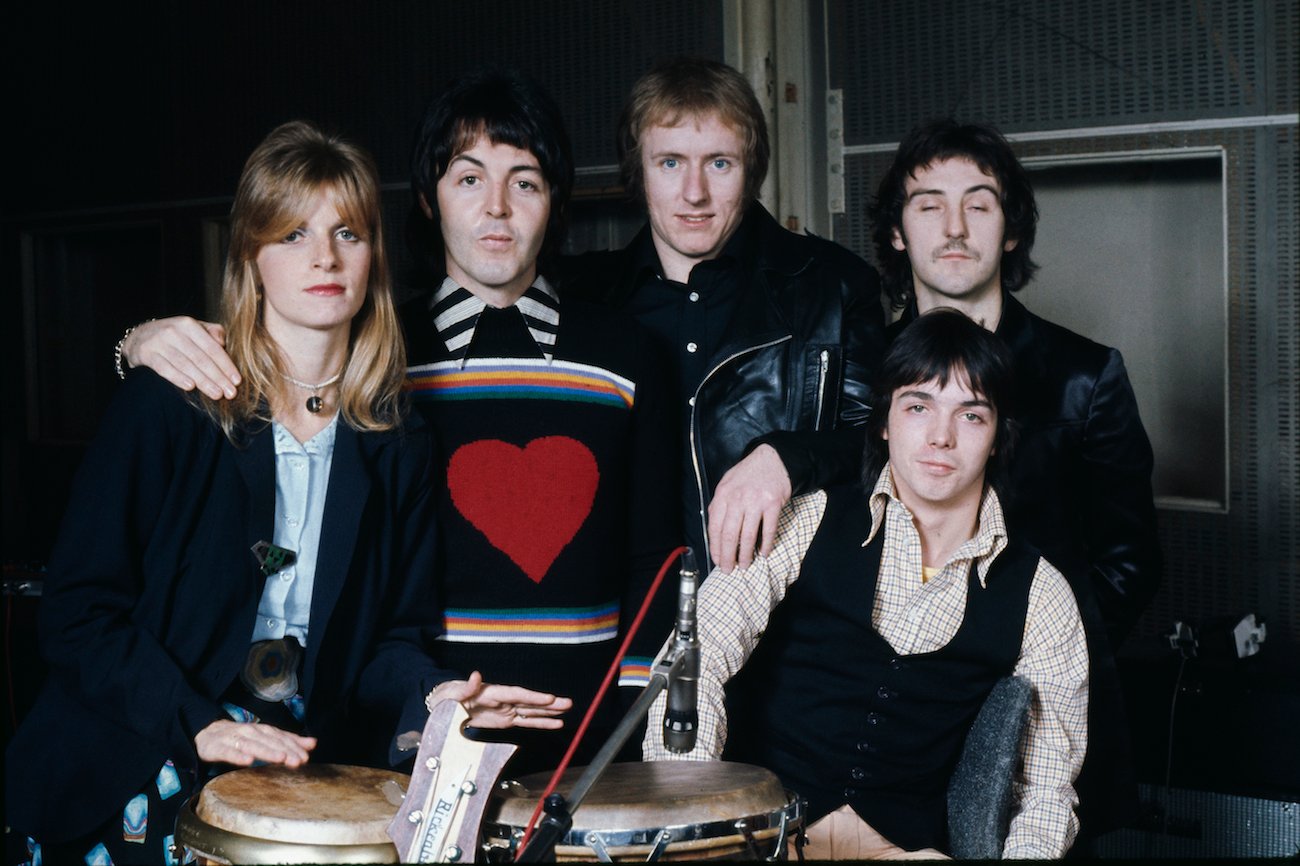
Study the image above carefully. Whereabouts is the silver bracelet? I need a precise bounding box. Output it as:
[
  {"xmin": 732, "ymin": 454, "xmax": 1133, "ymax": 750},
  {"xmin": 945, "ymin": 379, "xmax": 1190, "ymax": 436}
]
[{"xmin": 113, "ymin": 320, "xmax": 154, "ymax": 380}]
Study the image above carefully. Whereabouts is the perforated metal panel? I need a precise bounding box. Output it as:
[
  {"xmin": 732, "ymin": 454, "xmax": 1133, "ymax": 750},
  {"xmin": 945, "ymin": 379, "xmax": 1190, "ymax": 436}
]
[
  {"xmin": 1275, "ymin": 0, "xmax": 1300, "ymax": 114},
  {"xmin": 1096, "ymin": 785, "xmax": 1300, "ymax": 858},
  {"xmin": 827, "ymin": 0, "xmax": 1298, "ymax": 647},
  {"xmin": 832, "ymin": 0, "xmax": 1268, "ymax": 144},
  {"xmin": 1274, "ymin": 124, "xmax": 1298, "ymax": 641}
]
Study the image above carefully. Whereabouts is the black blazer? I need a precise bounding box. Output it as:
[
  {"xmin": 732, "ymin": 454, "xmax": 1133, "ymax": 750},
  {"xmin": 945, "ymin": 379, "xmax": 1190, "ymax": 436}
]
[{"xmin": 5, "ymin": 371, "xmax": 451, "ymax": 843}]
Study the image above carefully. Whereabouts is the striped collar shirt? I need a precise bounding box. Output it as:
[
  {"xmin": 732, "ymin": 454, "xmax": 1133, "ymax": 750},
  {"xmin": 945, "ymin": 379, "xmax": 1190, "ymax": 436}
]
[{"xmin": 430, "ymin": 275, "xmax": 560, "ymax": 365}]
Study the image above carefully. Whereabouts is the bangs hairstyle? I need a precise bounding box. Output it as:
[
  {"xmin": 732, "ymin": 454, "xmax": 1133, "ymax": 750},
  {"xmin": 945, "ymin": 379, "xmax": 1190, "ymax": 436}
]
[
  {"xmin": 204, "ymin": 119, "xmax": 406, "ymax": 440},
  {"xmin": 869, "ymin": 119, "xmax": 1039, "ymax": 310},
  {"xmin": 618, "ymin": 57, "xmax": 770, "ymax": 203},
  {"xmin": 863, "ymin": 307, "xmax": 1018, "ymax": 496},
  {"xmin": 409, "ymin": 67, "xmax": 574, "ymax": 274}
]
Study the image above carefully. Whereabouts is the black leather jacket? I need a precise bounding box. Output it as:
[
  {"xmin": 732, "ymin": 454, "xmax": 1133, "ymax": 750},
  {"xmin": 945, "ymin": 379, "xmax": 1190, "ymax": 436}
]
[{"xmin": 563, "ymin": 205, "xmax": 886, "ymax": 560}]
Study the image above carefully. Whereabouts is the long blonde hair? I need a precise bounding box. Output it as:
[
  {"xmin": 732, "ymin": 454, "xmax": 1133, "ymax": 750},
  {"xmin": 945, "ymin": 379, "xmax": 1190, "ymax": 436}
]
[{"xmin": 204, "ymin": 120, "xmax": 405, "ymax": 439}]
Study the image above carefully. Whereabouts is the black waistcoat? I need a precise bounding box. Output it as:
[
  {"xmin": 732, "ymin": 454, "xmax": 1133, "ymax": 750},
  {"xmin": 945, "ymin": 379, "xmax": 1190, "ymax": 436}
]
[{"xmin": 724, "ymin": 483, "xmax": 1038, "ymax": 852}]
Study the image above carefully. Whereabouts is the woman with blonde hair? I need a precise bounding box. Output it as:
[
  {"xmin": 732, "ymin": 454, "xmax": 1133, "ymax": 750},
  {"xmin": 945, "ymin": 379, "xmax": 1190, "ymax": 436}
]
[{"xmin": 5, "ymin": 120, "xmax": 567, "ymax": 865}]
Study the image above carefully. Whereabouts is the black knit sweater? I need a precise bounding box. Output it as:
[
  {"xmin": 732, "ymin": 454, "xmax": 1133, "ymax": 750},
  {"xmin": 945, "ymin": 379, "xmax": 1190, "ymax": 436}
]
[{"xmin": 403, "ymin": 297, "xmax": 681, "ymax": 773}]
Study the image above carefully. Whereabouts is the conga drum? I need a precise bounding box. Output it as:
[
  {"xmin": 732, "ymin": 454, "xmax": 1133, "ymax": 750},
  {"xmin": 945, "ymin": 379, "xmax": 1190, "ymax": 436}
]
[
  {"xmin": 175, "ymin": 764, "xmax": 407, "ymax": 864},
  {"xmin": 482, "ymin": 762, "xmax": 804, "ymax": 861}
]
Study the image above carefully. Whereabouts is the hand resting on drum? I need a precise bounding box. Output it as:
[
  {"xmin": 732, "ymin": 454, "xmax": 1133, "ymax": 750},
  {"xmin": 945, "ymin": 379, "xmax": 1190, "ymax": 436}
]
[
  {"xmin": 195, "ymin": 719, "xmax": 317, "ymax": 768},
  {"xmin": 426, "ymin": 671, "xmax": 573, "ymax": 730}
]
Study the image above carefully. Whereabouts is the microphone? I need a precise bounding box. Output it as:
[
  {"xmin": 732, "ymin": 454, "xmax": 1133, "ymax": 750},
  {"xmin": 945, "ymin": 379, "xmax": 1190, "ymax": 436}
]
[{"xmin": 663, "ymin": 549, "xmax": 700, "ymax": 753}]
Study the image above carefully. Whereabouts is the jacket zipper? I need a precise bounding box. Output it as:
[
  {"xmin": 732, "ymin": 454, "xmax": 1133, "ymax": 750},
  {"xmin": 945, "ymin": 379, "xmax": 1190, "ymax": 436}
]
[
  {"xmin": 689, "ymin": 335, "xmax": 793, "ymax": 565},
  {"xmin": 814, "ymin": 349, "xmax": 830, "ymax": 431}
]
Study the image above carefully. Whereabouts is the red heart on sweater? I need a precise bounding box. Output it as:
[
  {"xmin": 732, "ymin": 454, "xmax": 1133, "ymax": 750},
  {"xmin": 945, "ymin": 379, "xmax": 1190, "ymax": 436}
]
[{"xmin": 447, "ymin": 436, "xmax": 600, "ymax": 583}]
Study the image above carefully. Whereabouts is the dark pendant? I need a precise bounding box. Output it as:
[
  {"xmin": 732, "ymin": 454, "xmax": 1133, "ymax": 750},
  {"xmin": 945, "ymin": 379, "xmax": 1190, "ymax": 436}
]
[{"xmin": 306, "ymin": 395, "xmax": 324, "ymax": 414}]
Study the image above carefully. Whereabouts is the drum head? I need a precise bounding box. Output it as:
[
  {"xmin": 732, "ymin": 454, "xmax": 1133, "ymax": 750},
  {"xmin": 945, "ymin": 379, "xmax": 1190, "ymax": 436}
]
[
  {"xmin": 194, "ymin": 764, "xmax": 405, "ymax": 845},
  {"xmin": 178, "ymin": 764, "xmax": 406, "ymax": 864},
  {"xmin": 485, "ymin": 761, "xmax": 801, "ymax": 860}
]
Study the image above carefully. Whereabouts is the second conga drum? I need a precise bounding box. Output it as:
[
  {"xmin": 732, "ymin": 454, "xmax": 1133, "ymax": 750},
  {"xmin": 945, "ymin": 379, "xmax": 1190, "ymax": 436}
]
[
  {"xmin": 482, "ymin": 761, "xmax": 804, "ymax": 861},
  {"xmin": 175, "ymin": 764, "xmax": 407, "ymax": 864}
]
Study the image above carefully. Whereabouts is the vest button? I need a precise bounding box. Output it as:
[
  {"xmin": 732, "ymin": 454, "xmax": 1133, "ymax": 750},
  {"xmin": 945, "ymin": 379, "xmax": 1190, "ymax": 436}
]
[
  {"xmin": 877, "ymin": 686, "xmax": 893, "ymax": 700},
  {"xmin": 856, "ymin": 741, "xmax": 872, "ymax": 753},
  {"xmin": 866, "ymin": 712, "xmax": 881, "ymax": 725},
  {"xmin": 850, "ymin": 766, "xmax": 868, "ymax": 781},
  {"xmin": 843, "ymin": 787, "xmax": 859, "ymax": 799},
  {"xmin": 890, "ymin": 658, "xmax": 905, "ymax": 671}
]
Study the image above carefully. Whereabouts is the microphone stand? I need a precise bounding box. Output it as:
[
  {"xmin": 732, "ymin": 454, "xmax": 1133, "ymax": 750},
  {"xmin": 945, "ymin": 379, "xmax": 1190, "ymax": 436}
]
[
  {"xmin": 515, "ymin": 554, "xmax": 699, "ymax": 862},
  {"xmin": 514, "ymin": 652, "xmax": 691, "ymax": 862}
]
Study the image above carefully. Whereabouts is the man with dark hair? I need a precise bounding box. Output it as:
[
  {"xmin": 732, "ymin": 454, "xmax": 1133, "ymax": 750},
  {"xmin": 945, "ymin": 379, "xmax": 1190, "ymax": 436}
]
[
  {"xmin": 120, "ymin": 69, "xmax": 680, "ymax": 774},
  {"xmin": 646, "ymin": 308, "xmax": 1088, "ymax": 860},
  {"xmin": 870, "ymin": 118, "xmax": 1160, "ymax": 840},
  {"xmin": 565, "ymin": 57, "xmax": 885, "ymax": 573},
  {"xmin": 390, "ymin": 69, "xmax": 680, "ymax": 773}
]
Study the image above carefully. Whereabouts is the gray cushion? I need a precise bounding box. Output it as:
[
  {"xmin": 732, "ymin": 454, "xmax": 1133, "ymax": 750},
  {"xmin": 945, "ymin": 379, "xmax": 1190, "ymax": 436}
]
[{"xmin": 947, "ymin": 675, "xmax": 1034, "ymax": 859}]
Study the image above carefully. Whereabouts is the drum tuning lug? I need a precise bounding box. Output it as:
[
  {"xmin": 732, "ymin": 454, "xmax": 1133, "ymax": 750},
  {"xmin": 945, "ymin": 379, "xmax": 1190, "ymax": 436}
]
[
  {"xmin": 445, "ymin": 843, "xmax": 463, "ymax": 861},
  {"xmin": 408, "ymin": 809, "xmax": 424, "ymax": 823},
  {"xmin": 585, "ymin": 832, "xmax": 614, "ymax": 862},
  {"xmin": 461, "ymin": 780, "xmax": 478, "ymax": 796},
  {"xmin": 735, "ymin": 818, "xmax": 762, "ymax": 859},
  {"xmin": 646, "ymin": 829, "xmax": 672, "ymax": 861},
  {"xmin": 426, "ymin": 756, "xmax": 440, "ymax": 771}
]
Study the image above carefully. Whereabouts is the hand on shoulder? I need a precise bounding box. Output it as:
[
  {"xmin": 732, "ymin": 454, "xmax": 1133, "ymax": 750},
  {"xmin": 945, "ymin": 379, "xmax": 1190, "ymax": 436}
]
[{"xmin": 121, "ymin": 316, "xmax": 239, "ymax": 400}]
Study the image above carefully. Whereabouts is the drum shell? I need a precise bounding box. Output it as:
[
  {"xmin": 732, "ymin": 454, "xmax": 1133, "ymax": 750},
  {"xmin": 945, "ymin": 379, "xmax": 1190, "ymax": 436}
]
[
  {"xmin": 483, "ymin": 761, "xmax": 804, "ymax": 861},
  {"xmin": 175, "ymin": 764, "xmax": 406, "ymax": 865}
]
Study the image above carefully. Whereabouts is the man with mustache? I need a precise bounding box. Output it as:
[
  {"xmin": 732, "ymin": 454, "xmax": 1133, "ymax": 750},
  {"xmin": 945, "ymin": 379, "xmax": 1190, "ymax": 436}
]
[{"xmin": 870, "ymin": 119, "xmax": 1160, "ymax": 847}]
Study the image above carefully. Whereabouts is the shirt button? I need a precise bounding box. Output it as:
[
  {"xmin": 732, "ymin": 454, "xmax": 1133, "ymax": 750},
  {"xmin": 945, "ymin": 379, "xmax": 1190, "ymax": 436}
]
[
  {"xmin": 688, "ymin": 291, "xmax": 700, "ymax": 302},
  {"xmin": 686, "ymin": 342, "xmax": 698, "ymax": 353},
  {"xmin": 280, "ymin": 571, "xmax": 293, "ymax": 582},
  {"xmin": 287, "ymin": 518, "xmax": 299, "ymax": 527},
  {"xmin": 266, "ymin": 618, "xmax": 276, "ymax": 628}
]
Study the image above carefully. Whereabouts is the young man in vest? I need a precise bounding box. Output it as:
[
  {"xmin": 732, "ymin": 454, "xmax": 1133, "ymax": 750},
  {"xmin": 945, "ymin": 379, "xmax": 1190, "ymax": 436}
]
[{"xmin": 646, "ymin": 309, "xmax": 1088, "ymax": 859}]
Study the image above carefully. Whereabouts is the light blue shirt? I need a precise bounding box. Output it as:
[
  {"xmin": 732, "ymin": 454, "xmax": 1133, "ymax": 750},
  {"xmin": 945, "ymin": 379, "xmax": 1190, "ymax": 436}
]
[{"xmin": 251, "ymin": 416, "xmax": 338, "ymax": 646}]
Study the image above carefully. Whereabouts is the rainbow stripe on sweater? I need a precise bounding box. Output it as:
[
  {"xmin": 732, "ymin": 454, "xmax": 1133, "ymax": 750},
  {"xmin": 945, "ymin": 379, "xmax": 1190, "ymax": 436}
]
[
  {"xmin": 618, "ymin": 655, "xmax": 654, "ymax": 688},
  {"xmin": 439, "ymin": 602, "xmax": 620, "ymax": 644},
  {"xmin": 406, "ymin": 358, "xmax": 635, "ymax": 410}
]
